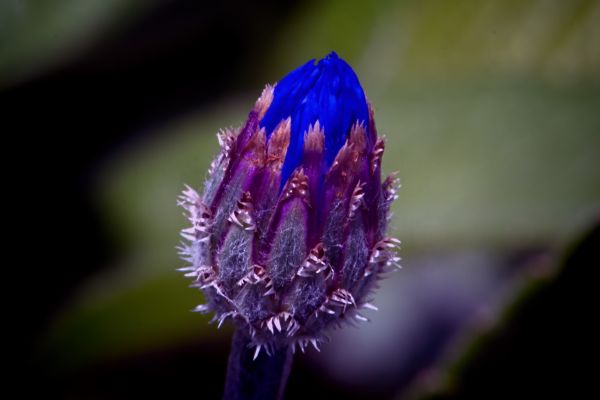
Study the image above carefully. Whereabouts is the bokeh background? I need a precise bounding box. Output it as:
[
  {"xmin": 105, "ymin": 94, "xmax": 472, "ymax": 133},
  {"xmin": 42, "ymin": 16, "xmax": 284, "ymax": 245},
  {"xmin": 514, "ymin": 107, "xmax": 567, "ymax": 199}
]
[{"xmin": 5, "ymin": 0, "xmax": 599, "ymax": 398}]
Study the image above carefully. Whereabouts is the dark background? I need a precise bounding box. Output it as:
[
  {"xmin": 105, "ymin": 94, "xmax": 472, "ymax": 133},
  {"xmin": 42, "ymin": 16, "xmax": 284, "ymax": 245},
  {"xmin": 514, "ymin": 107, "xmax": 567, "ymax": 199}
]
[
  {"xmin": 3, "ymin": 0, "xmax": 598, "ymax": 398},
  {"xmin": 8, "ymin": 0, "xmax": 297, "ymax": 352}
]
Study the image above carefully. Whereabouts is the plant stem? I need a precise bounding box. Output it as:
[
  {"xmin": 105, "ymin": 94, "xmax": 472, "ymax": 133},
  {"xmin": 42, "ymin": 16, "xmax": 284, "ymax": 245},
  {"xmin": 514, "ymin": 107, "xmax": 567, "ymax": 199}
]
[{"xmin": 223, "ymin": 330, "xmax": 293, "ymax": 400}]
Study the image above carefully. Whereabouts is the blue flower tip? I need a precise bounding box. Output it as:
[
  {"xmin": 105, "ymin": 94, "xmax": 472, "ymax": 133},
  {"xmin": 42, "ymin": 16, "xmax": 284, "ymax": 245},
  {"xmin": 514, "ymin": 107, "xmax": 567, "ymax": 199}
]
[{"xmin": 260, "ymin": 52, "xmax": 369, "ymax": 187}]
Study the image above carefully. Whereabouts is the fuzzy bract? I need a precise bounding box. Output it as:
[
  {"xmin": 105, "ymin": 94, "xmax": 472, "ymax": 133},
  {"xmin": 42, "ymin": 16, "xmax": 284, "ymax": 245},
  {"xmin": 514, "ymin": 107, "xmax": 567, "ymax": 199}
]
[{"xmin": 178, "ymin": 52, "xmax": 400, "ymax": 358}]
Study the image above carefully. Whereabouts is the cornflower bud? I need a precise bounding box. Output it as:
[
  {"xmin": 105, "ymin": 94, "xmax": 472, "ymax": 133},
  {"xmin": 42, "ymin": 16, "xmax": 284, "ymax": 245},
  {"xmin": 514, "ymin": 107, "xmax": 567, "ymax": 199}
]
[{"xmin": 178, "ymin": 52, "xmax": 400, "ymax": 360}]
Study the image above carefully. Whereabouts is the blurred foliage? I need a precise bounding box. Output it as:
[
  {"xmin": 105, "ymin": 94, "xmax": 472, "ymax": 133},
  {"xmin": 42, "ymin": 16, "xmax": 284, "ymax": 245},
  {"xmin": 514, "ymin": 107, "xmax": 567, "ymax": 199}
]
[
  {"xmin": 260, "ymin": 0, "xmax": 600, "ymax": 85},
  {"xmin": 406, "ymin": 221, "xmax": 599, "ymax": 399},
  {"xmin": 41, "ymin": 103, "xmax": 241, "ymax": 370},
  {"xmin": 0, "ymin": 0, "xmax": 157, "ymax": 87},
  {"xmin": 36, "ymin": 0, "xmax": 600, "ymax": 388}
]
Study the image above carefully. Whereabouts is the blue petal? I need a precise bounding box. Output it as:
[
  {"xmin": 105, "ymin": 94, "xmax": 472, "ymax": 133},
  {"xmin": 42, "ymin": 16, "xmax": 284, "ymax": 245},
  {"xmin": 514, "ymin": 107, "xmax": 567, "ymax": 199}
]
[{"xmin": 260, "ymin": 52, "xmax": 369, "ymax": 189}]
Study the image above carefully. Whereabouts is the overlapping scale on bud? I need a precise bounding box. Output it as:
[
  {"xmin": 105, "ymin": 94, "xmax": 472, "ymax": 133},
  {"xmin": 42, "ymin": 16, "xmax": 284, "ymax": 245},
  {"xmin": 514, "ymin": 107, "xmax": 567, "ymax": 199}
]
[{"xmin": 178, "ymin": 52, "xmax": 400, "ymax": 358}]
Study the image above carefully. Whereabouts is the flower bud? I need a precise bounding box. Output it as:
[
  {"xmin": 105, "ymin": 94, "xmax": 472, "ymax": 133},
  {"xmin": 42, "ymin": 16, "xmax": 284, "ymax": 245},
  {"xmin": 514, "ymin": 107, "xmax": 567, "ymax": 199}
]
[{"xmin": 178, "ymin": 52, "xmax": 400, "ymax": 358}]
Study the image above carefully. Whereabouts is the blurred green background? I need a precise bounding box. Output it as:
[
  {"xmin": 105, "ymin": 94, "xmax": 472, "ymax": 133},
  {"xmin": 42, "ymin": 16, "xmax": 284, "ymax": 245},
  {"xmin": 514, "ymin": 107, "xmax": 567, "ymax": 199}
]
[{"xmin": 5, "ymin": 0, "xmax": 598, "ymax": 398}]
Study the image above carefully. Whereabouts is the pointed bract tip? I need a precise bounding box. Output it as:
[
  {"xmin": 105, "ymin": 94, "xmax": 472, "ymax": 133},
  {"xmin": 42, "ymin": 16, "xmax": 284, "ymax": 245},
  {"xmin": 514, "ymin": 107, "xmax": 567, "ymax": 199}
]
[
  {"xmin": 371, "ymin": 137, "xmax": 385, "ymax": 174},
  {"xmin": 267, "ymin": 117, "xmax": 291, "ymax": 167},
  {"xmin": 348, "ymin": 122, "xmax": 367, "ymax": 151},
  {"xmin": 303, "ymin": 121, "xmax": 325, "ymax": 153},
  {"xmin": 243, "ymin": 127, "xmax": 267, "ymax": 164},
  {"xmin": 255, "ymin": 84, "xmax": 274, "ymax": 119}
]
